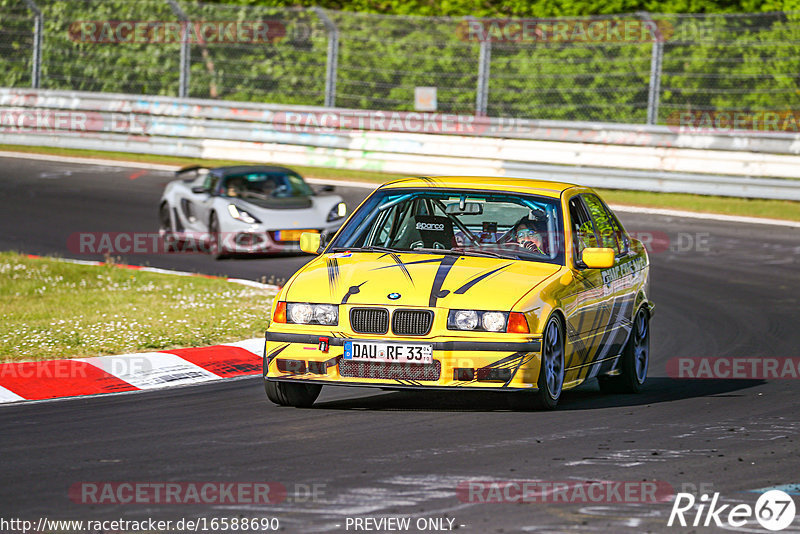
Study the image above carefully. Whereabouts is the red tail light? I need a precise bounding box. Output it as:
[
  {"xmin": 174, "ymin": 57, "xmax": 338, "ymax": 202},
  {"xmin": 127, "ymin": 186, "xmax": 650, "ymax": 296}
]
[
  {"xmin": 506, "ymin": 312, "xmax": 529, "ymax": 333},
  {"xmin": 273, "ymin": 301, "xmax": 287, "ymax": 323}
]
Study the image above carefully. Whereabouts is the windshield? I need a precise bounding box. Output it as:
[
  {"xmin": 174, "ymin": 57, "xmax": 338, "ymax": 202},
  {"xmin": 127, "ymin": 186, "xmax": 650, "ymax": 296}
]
[
  {"xmin": 328, "ymin": 188, "xmax": 564, "ymax": 265},
  {"xmin": 219, "ymin": 171, "xmax": 314, "ymax": 208}
]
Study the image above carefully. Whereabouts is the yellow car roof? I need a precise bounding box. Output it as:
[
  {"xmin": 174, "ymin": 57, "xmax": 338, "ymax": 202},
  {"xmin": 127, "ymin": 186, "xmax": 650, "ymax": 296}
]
[{"xmin": 380, "ymin": 176, "xmax": 580, "ymax": 198}]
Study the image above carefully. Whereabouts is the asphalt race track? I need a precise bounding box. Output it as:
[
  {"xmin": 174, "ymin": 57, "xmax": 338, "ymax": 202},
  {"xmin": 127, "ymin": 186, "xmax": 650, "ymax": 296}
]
[{"xmin": 1, "ymin": 155, "xmax": 799, "ymax": 533}]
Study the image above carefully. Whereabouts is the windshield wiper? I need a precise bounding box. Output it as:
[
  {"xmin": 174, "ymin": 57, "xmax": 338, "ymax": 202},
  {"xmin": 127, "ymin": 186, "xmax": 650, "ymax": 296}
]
[
  {"xmin": 329, "ymin": 245, "xmax": 399, "ymax": 254},
  {"xmin": 412, "ymin": 247, "xmax": 519, "ymax": 260}
]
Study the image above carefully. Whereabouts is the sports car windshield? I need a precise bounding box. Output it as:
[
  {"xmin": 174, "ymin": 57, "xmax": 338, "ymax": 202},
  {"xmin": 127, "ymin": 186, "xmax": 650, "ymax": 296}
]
[
  {"xmin": 219, "ymin": 171, "xmax": 313, "ymax": 208},
  {"xmin": 328, "ymin": 188, "xmax": 565, "ymax": 265}
]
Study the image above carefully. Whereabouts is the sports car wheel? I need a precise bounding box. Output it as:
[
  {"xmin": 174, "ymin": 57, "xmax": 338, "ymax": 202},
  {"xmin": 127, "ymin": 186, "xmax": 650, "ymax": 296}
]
[
  {"xmin": 265, "ymin": 380, "xmax": 322, "ymax": 408},
  {"xmin": 159, "ymin": 203, "xmax": 180, "ymax": 253},
  {"xmin": 599, "ymin": 307, "xmax": 649, "ymax": 394},
  {"xmin": 208, "ymin": 214, "xmax": 227, "ymax": 259},
  {"xmin": 158, "ymin": 203, "xmax": 171, "ymax": 232},
  {"xmin": 508, "ymin": 314, "xmax": 565, "ymax": 411}
]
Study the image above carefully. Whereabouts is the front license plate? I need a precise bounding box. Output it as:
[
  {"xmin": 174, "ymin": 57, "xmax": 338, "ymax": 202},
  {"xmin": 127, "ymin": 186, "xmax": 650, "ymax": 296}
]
[
  {"xmin": 343, "ymin": 341, "xmax": 433, "ymax": 364},
  {"xmin": 276, "ymin": 229, "xmax": 317, "ymax": 242}
]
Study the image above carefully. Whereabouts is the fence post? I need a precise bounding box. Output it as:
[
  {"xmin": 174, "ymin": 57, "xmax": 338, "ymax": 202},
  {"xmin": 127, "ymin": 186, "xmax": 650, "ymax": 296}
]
[
  {"xmin": 476, "ymin": 39, "xmax": 491, "ymax": 116},
  {"xmin": 313, "ymin": 7, "xmax": 339, "ymax": 108},
  {"xmin": 167, "ymin": 0, "xmax": 190, "ymax": 98},
  {"xmin": 22, "ymin": 0, "xmax": 42, "ymax": 89},
  {"xmin": 640, "ymin": 11, "xmax": 663, "ymax": 125},
  {"xmin": 466, "ymin": 17, "xmax": 491, "ymax": 116}
]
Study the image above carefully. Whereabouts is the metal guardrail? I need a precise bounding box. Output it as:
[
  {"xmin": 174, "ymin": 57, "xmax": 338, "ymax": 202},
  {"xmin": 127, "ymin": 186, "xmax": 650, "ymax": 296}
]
[{"xmin": 1, "ymin": 89, "xmax": 800, "ymax": 200}]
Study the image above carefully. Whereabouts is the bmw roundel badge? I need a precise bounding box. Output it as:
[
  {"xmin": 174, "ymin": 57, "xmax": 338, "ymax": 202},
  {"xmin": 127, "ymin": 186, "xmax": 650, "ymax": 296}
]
[{"xmin": 388, "ymin": 293, "xmax": 401, "ymax": 300}]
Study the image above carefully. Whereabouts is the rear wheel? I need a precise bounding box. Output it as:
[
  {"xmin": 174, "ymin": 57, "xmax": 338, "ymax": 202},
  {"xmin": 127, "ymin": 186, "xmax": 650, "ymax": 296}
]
[
  {"xmin": 265, "ymin": 380, "xmax": 322, "ymax": 408},
  {"xmin": 599, "ymin": 307, "xmax": 649, "ymax": 393},
  {"xmin": 508, "ymin": 314, "xmax": 565, "ymax": 411}
]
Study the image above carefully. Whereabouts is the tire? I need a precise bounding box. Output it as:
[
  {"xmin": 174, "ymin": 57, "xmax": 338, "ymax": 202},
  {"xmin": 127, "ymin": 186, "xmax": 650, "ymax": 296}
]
[
  {"xmin": 159, "ymin": 203, "xmax": 178, "ymax": 250},
  {"xmin": 208, "ymin": 213, "xmax": 227, "ymax": 259},
  {"xmin": 508, "ymin": 314, "xmax": 565, "ymax": 411},
  {"xmin": 599, "ymin": 307, "xmax": 650, "ymax": 394},
  {"xmin": 158, "ymin": 203, "xmax": 172, "ymax": 233},
  {"xmin": 265, "ymin": 380, "xmax": 322, "ymax": 408}
]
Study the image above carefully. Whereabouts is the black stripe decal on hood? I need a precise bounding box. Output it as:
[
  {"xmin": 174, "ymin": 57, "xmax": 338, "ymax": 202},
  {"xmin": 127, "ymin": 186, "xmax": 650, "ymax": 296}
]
[
  {"xmin": 341, "ymin": 282, "xmax": 367, "ymax": 305},
  {"xmin": 429, "ymin": 255, "xmax": 458, "ymax": 307},
  {"xmin": 377, "ymin": 253, "xmax": 415, "ymax": 285},
  {"xmin": 454, "ymin": 263, "xmax": 512, "ymax": 295},
  {"xmin": 372, "ymin": 257, "xmax": 444, "ymax": 271},
  {"xmin": 326, "ymin": 257, "xmax": 340, "ymax": 291}
]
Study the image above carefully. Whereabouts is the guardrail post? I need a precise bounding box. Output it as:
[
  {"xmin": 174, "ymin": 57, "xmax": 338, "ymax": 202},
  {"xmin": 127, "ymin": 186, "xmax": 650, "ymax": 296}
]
[
  {"xmin": 167, "ymin": 0, "xmax": 190, "ymax": 98},
  {"xmin": 22, "ymin": 0, "xmax": 43, "ymax": 89},
  {"xmin": 313, "ymin": 7, "xmax": 339, "ymax": 108},
  {"xmin": 640, "ymin": 11, "xmax": 663, "ymax": 125}
]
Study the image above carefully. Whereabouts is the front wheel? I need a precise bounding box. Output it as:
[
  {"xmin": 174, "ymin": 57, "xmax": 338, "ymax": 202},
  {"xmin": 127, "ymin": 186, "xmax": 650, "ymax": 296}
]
[
  {"xmin": 265, "ymin": 380, "xmax": 322, "ymax": 408},
  {"xmin": 208, "ymin": 214, "xmax": 227, "ymax": 259},
  {"xmin": 599, "ymin": 307, "xmax": 649, "ymax": 394},
  {"xmin": 508, "ymin": 314, "xmax": 565, "ymax": 411}
]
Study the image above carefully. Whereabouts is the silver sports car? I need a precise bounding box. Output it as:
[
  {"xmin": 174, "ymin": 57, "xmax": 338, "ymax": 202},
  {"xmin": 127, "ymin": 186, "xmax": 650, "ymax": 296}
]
[{"xmin": 158, "ymin": 165, "xmax": 347, "ymax": 258}]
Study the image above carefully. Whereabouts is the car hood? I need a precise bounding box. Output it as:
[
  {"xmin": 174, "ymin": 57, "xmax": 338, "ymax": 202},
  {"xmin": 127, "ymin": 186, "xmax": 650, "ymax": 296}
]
[
  {"xmin": 227, "ymin": 195, "xmax": 342, "ymax": 227},
  {"xmin": 284, "ymin": 252, "xmax": 561, "ymax": 310}
]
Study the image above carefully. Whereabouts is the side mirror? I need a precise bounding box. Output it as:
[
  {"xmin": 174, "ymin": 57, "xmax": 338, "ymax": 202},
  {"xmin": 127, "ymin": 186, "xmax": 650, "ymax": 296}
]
[
  {"xmin": 317, "ymin": 184, "xmax": 335, "ymax": 193},
  {"xmin": 299, "ymin": 232, "xmax": 322, "ymax": 255},
  {"xmin": 582, "ymin": 248, "xmax": 615, "ymax": 269},
  {"xmin": 191, "ymin": 186, "xmax": 210, "ymax": 194}
]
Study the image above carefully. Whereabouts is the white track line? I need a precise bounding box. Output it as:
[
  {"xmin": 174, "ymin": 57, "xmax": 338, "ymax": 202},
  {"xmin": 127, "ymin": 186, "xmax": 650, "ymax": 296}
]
[
  {"xmin": 2, "ymin": 150, "xmax": 797, "ymax": 228},
  {"xmin": 607, "ymin": 204, "xmax": 800, "ymax": 228}
]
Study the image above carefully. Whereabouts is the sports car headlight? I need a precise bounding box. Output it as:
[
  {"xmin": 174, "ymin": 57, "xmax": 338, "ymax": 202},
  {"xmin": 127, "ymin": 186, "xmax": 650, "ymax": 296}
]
[
  {"xmin": 452, "ymin": 310, "xmax": 479, "ymax": 330},
  {"xmin": 286, "ymin": 303, "xmax": 338, "ymax": 325},
  {"xmin": 227, "ymin": 204, "xmax": 260, "ymax": 224},
  {"xmin": 448, "ymin": 310, "xmax": 509, "ymax": 332},
  {"xmin": 327, "ymin": 202, "xmax": 347, "ymax": 222},
  {"xmin": 482, "ymin": 312, "xmax": 507, "ymax": 332}
]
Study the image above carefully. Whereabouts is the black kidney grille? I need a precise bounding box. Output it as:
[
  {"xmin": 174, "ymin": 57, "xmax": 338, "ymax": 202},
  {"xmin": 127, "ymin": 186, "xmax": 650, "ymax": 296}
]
[
  {"xmin": 350, "ymin": 308, "xmax": 389, "ymax": 334},
  {"xmin": 339, "ymin": 359, "xmax": 441, "ymax": 381},
  {"xmin": 392, "ymin": 309, "xmax": 434, "ymax": 336}
]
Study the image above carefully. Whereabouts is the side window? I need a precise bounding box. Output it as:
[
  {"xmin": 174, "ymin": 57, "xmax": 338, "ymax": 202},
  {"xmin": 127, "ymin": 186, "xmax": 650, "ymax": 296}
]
[
  {"xmin": 203, "ymin": 173, "xmax": 219, "ymax": 194},
  {"xmin": 583, "ymin": 194, "xmax": 622, "ymax": 255},
  {"xmin": 568, "ymin": 196, "xmax": 598, "ymax": 262}
]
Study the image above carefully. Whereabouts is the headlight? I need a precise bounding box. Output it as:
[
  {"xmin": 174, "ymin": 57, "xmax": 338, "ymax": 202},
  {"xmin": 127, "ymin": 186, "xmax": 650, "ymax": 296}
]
[
  {"xmin": 453, "ymin": 310, "xmax": 478, "ymax": 330},
  {"xmin": 327, "ymin": 202, "xmax": 347, "ymax": 222},
  {"xmin": 286, "ymin": 303, "xmax": 338, "ymax": 325},
  {"xmin": 227, "ymin": 204, "xmax": 260, "ymax": 224},
  {"xmin": 314, "ymin": 304, "xmax": 338, "ymax": 325},
  {"xmin": 482, "ymin": 311, "xmax": 506, "ymax": 332},
  {"xmin": 448, "ymin": 310, "xmax": 510, "ymax": 332}
]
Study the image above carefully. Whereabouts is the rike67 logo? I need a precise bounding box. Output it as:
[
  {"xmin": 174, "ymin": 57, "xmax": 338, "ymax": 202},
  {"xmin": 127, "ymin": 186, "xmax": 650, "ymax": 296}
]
[{"xmin": 668, "ymin": 490, "xmax": 797, "ymax": 531}]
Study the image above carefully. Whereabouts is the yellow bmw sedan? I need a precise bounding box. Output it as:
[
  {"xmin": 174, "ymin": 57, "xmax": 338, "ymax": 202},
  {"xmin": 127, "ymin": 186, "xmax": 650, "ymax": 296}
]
[{"xmin": 264, "ymin": 177, "xmax": 653, "ymax": 410}]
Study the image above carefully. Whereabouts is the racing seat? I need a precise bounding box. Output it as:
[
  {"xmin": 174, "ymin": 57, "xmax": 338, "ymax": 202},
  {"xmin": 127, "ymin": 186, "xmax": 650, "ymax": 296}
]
[{"xmin": 410, "ymin": 215, "xmax": 455, "ymax": 249}]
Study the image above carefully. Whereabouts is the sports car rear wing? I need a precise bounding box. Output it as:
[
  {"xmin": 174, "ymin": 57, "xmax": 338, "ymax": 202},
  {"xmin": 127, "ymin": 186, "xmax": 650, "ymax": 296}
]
[{"xmin": 175, "ymin": 164, "xmax": 212, "ymax": 178}]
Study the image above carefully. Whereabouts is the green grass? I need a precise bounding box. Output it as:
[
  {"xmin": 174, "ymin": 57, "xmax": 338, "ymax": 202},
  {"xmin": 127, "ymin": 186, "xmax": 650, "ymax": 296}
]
[
  {"xmin": 2, "ymin": 144, "xmax": 799, "ymax": 222},
  {"xmin": 0, "ymin": 252, "xmax": 276, "ymax": 362}
]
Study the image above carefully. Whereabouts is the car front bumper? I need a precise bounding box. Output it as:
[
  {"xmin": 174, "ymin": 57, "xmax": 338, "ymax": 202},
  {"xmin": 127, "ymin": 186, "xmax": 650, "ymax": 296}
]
[{"xmin": 264, "ymin": 330, "xmax": 544, "ymax": 390}]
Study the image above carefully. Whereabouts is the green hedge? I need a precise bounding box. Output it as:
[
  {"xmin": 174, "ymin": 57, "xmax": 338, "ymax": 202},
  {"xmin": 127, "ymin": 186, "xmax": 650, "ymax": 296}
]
[{"xmin": 2, "ymin": 1, "xmax": 799, "ymax": 124}]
